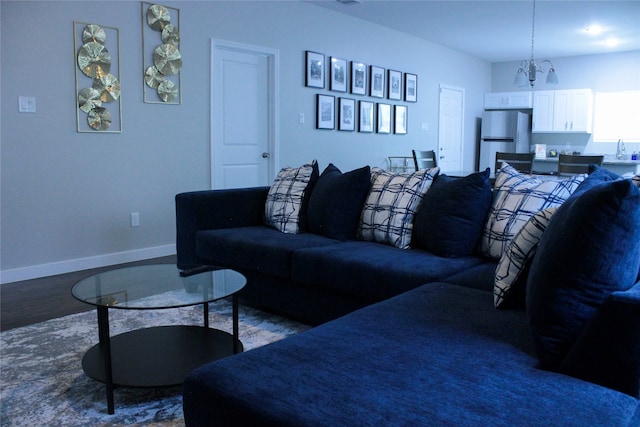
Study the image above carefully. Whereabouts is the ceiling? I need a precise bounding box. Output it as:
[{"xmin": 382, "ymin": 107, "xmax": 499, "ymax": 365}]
[{"xmin": 311, "ymin": 0, "xmax": 640, "ymax": 63}]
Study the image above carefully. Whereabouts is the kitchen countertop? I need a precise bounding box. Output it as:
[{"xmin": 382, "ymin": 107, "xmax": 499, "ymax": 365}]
[{"xmin": 534, "ymin": 157, "xmax": 640, "ymax": 165}]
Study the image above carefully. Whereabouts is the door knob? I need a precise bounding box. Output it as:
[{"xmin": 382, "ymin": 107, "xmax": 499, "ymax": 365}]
[{"xmin": 262, "ymin": 152, "xmax": 271, "ymax": 158}]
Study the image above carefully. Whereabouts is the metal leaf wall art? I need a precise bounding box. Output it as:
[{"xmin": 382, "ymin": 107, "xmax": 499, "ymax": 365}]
[
  {"xmin": 74, "ymin": 22, "xmax": 122, "ymax": 132},
  {"xmin": 142, "ymin": 3, "xmax": 182, "ymax": 104}
]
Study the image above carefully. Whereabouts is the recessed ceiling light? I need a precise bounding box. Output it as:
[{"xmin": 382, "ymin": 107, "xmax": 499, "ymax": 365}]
[
  {"xmin": 585, "ymin": 25, "xmax": 604, "ymax": 35},
  {"xmin": 603, "ymin": 38, "xmax": 620, "ymax": 47}
]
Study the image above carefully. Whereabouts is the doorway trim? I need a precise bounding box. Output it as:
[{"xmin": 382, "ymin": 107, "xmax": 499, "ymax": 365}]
[{"xmin": 210, "ymin": 39, "xmax": 280, "ymax": 189}]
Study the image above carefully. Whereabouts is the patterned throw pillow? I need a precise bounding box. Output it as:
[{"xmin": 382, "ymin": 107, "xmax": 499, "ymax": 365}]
[
  {"xmin": 494, "ymin": 207, "xmax": 558, "ymax": 308},
  {"xmin": 632, "ymin": 174, "xmax": 640, "ymax": 188},
  {"xmin": 264, "ymin": 160, "xmax": 319, "ymax": 234},
  {"xmin": 359, "ymin": 167, "xmax": 439, "ymax": 249},
  {"xmin": 481, "ymin": 164, "xmax": 585, "ymax": 260}
]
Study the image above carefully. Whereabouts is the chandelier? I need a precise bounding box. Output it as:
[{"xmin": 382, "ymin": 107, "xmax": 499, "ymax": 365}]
[{"xmin": 514, "ymin": 0, "xmax": 559, "ymax": 88}]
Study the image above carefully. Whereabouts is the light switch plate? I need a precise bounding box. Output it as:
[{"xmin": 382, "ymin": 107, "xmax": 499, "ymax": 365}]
[{"xmin": 18, "ymin": 96, "xmax": 36, "ymax": 113}]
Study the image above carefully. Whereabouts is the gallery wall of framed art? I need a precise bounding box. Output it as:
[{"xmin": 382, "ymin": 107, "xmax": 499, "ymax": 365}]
[{"xmin": 305, "ymin": 50, "xmax": 417, "ymax": 135}]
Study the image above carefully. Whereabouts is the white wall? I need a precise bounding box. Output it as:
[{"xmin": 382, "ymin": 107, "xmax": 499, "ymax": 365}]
[
  {"xmin": 491, "ymin": 51, "xmax": 640, "ymax": 154},
  {"xmin": 0, "ymin": 1, "xmax": 491, "ymax": 282}
]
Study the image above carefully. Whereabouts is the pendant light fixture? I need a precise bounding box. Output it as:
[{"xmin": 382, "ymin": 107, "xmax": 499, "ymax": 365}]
[{"xmin": 514, "ymin": 0, "xmax": 559, "ymax": 88}]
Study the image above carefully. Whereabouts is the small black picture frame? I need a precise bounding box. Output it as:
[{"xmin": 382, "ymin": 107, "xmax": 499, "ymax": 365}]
[
  {"xmin": 388, "ymin": 69, "xmax": 402, "ymax": 100},
  {"xmin": 370, "ymin": 65, "xmax": 385, "ymax": 98},
  {"xmin": 404, "ymin": 73, "xmax": 417, "ymax": 102},
  {"xmin": 316, "ymin": 94, "xmax": 335, "ymax": 129},
  {"xmin": 306, "ymin": 51, "xmax": 325, "ymax": 89},
  {"xmin": 350, "ymin": 61, "xmax": 367, "ymax": 95},
  {"xmin": 339, "ymin": 98, "xmax": 356, "ymax": 131},
  {"xmin": 395, "ymin": 105, "xmax": 408, "ymax": 134},
  {"xmin": 330, "ymin": 57, "xmax": 347, "ymax": 92},
  {"xmin": 359, "ymin": 101, "xmax": 374, "ymax": 133},
  {"xmin": 377, "ymin": 103, "xmax": 391, "ymax": 134}
]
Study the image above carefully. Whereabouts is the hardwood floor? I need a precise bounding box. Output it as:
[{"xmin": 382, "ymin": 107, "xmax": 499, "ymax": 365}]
[{"xmin": 0, "ymin": 255, "xmax": 177, "ymax": 332}]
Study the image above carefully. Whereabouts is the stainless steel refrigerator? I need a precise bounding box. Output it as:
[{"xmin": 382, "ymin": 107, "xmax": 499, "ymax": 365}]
[{"xmin": 479, "ymin": 111, "xmax": 531, "ymax": 172}]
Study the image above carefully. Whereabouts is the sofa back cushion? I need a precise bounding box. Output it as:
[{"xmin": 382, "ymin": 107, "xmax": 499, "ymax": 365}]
[
  {"xmin": 359, "ymin": 167, "xmax": 439, "ymax": 249},
  {"xmin": 527, "ymin": 178, "xmax": 640, "ymax": 370},
  {"xmin": 307, "ymin": 164, "xmax": 371, "ymax": 241},
  {"xmin": 264, "ymin": 160, "xmax": 319, "ymax": 233},
  {"xmin": 412, "ymin": 169, "xmax": 492, "ymax": 257}
]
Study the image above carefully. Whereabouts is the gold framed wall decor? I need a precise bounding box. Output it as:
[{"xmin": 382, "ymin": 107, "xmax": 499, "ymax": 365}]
[
  {"xmin": 74, "ymin": 21, "xmax": 122, "ymax": 132},
  {"xmin": 142, "ymin": 2, "xmax": 182, "ymax": 104}
]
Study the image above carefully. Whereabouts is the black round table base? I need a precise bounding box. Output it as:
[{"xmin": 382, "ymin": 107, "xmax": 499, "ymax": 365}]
[{"xmin": 82, "ymin": 325, "xmax": 243, "ymax": 387}]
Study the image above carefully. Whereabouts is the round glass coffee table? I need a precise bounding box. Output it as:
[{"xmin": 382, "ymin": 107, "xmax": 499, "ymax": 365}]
[{"xmin": 72, "ymin": 264, "xmax": 246, "ymax": 414}]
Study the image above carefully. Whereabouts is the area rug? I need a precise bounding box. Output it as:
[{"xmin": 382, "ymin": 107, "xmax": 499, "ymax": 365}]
[{"xmin": 0, "ymin": 300, "xmax": 310, "ymax": 426}]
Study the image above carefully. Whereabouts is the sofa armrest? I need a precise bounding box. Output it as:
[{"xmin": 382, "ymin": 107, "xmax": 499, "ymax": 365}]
[
  {"xmin": 559, "ymin": 280, "xmax": 640, "ymax": 398},
  {"xmin": 175, "ymin": 187, "xmax": 269, "ymax": 269}
]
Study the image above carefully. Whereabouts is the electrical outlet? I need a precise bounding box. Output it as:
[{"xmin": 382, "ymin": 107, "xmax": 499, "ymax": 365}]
[
  {"xmin": 299, "ymin": 113, "xmax": 305, "ymax": 124},
  {"xmin": 130, "ymin": 212, "xmax": 140, "ymax": 227}
]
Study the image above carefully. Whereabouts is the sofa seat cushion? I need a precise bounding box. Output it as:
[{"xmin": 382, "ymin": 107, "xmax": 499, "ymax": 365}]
[
  {"xmin": 184, "ymin": 284, "xmax": 638, "ymax": 427},
  {"xmin": 441, "ymin": 261, "xmax": 498, "ymax": 292},
  {"xmin": 291, "ymin": 241, "xmax": 487, "ymax": 301},
  {"xmin": 196, "ymin": 226, "xmax": 339, "ymax": 278}
]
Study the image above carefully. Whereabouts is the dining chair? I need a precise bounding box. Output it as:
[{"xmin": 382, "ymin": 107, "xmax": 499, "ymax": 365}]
[
  {"xmin": 557, "ymin": 154, "xmax": 604, "ymax": 176},
  {"xmin": 494, "ymin": 152, "xmax": 535, "ymax": 174},
  {"xmin": 412, "ymin": 150, "xmax": 437, "ymax": 171}
]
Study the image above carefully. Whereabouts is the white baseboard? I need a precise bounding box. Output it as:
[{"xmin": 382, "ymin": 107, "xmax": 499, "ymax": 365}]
[{"xmin": 0, "ymin": 245, "xmax": 176, "ymax": 285}]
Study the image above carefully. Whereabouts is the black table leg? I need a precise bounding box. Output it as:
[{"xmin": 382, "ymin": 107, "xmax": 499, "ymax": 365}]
[
  {"xmin": 97, "ymin": 306, "xmax": 115, "ymax": 414},
  {"xmin": 203, "ymin": 302, "xmax": 209, "ymax": 328},
  {"xmin": 232, "ymin": 294, "xmax": 240, "ymax": 354}
]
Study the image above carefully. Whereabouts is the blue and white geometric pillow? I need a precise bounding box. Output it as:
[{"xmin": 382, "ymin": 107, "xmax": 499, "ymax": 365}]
[
  {"xmin": 481, "ymin": 163, "xmax": 585, "ymax": 260},
  {"xmin": 494, "ymin": 207, "xmax": 558, "ymax": 308},
  {"xmin": 264, "ymin": 160, "xmax": 318, "ymax": 234},
  {"xmin": 359, "ymin": 167, "xmax": 439, "ymax": 249}
]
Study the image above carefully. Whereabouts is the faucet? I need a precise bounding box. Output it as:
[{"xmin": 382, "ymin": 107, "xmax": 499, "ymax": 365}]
[{"xmin": 617, "ymin": 139, "xmax": 626, "ymax": 160}]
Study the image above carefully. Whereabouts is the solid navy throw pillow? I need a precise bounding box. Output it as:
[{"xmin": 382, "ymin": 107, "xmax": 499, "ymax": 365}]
[
  {"xmin": 412, "ymin": 168, "xmax": 492, "ymax": 257},
  {"xmin": 569, "ymin": 164, "xmax": 621, "ymax": 199},
  {"xmin": 307, "ymin": 164, "xmax": 371, "ymax": 241},
  {"xmin": 527, "ymin": 179, "xmax": 640, "ymax": 370}
]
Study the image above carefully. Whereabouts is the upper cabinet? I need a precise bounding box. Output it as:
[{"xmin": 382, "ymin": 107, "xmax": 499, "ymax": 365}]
[
  {"xmin": 532, "ymin": 89, "xmax": 593, "ymax": 133},
  {"xmin": 484, "ymin": 91, "xmax": 533, "ymax": 110}
]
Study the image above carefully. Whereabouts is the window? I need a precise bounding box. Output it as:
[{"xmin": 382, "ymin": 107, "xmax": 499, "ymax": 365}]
[{"xmin": 593, "ymin": 90, "xmax": 640, "ymax": 142}]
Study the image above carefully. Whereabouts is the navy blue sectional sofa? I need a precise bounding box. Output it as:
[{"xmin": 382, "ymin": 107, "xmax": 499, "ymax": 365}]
[
  {"xmin": 176, "ymin": 185, "xmax": 493, "ymax": 325},
  {"xmin": 176, "ymin": 166, "xmax": 640, "ymax": 426}
]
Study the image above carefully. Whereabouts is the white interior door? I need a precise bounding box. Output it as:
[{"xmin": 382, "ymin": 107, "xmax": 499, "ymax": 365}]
[
  {"xmin": 211, "ymin": 40, "xmax": 279, "ymax": 189},
  {"xmin": 438, "ymin": 84, "xmax": 465, "ymax": 172}
]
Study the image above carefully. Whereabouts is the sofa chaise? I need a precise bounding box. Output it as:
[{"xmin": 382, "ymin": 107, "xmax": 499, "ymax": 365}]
[{"xmin": 176, "ymin": 162, "xmax": 640, "ymax": 426}]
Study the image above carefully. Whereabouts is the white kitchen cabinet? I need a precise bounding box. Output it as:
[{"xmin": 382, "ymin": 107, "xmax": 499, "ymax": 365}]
[
  {"xmin": 532, "ymin": 89, "xmax": 593, "ymax": 133},
  {"xmin": 484, "ymin": 92, "xmax": 533, "ymax": 110},
  {"xmin": 553, "ymin": 90, "xmax": 593, "ymax": 132},
  {"xmin": 532, "ymin": 91, "xmax": 555, "ymax": 132}
]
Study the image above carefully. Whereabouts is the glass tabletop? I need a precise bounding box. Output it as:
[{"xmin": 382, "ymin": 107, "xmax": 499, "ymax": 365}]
[{"xmin": 71, "ymin": 264, "xmax": 246, "ymax": 310}]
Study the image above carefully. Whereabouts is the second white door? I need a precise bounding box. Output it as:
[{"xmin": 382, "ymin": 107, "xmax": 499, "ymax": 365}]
[
  {"xmin": 437, "ymin": 84, "xmax": 464, "ymax": 172},
  {"xmin": 211, "ymin": 41, "xmax": 278, "ymax": 189}
]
